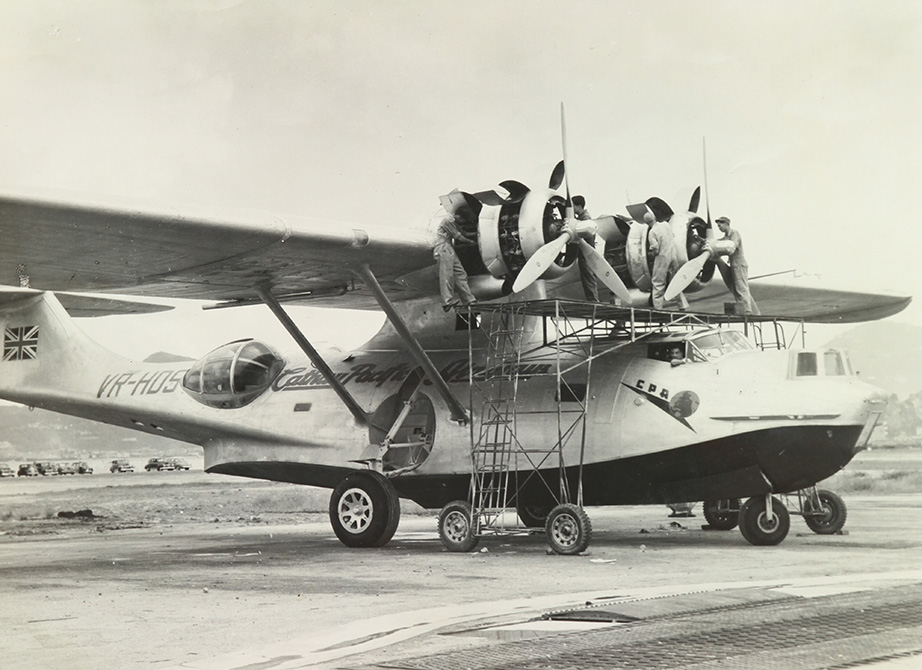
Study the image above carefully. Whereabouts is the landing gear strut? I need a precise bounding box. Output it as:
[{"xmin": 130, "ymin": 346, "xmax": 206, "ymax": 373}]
[{"xmin": 329, "ymin": 470, "xmax": 401, "ymax": 548}]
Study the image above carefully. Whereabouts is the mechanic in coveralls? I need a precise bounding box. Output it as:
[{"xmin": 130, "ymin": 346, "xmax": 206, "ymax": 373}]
[
  {"xmin": 572, "ymin": 195, "xmax": 599, "ymax": 302},
  {"xmin": 706, "ymin": 216, "xmax": 753, "ymax": 316},
  {"xmin": 434, "ymin": 206, "xmax": 478, "ymax": 311},
  {"xmin": 645, "ymin": 212, "xmax": 687, "ymax": 310}
]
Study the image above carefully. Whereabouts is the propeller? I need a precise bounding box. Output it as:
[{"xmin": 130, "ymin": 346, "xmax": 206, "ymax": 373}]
[
  {"xmin": 664, "ymin": 140, "xmax": 760, "ymax": 313},
  {"xmin": 511, "ymin": 104, "xmax": 631, "ymax": 302}
]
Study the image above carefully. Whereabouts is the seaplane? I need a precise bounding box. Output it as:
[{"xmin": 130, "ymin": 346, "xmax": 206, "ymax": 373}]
[{"xmin": 0, "ymin": 126, "xmax": 909, "ymax": 553}]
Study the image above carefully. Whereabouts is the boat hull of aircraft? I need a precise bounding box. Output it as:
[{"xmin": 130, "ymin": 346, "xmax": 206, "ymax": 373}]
[
  {"xmin": 0, "ymin": 292, "xmax": 883, "ymax": 522},
  {"xmin": 207, "ymin": 422, "xmax": 862, "ymax": 510}
]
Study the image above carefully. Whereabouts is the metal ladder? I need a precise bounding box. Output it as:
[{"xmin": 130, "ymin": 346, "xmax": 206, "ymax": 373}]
[{"xmin": 469, "ymin": 302, "xmax": 525, "ymax": 534}]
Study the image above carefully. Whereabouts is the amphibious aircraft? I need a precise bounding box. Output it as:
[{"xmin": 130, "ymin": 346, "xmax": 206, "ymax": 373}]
[{"xmin": 0, "ymin": 157, "xmax": 909, "ymax": 552}]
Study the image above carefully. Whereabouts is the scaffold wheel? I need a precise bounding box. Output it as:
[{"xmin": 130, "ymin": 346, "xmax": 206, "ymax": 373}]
[
  {"xmin": 545, "ymin": 503, "xmax": 591, "ymax": 555},
  {"xmin": 438, "ymin": 500, "xmax": 479, "ymax": 552}
]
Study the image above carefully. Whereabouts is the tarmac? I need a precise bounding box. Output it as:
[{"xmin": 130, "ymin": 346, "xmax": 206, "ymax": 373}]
[{"xmin": 1, "ymin": 469, "xmax": 921, "ymax": 670}]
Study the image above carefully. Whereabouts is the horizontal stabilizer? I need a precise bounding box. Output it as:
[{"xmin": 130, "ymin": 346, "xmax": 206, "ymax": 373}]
[{"xmin": 0, "ymin": 286, "xmax": 174, "ymax": 317}]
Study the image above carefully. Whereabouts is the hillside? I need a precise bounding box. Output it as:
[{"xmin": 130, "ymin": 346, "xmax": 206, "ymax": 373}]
[
  {"xmin": 0, "ymin": 404, "xmax": 191, "ymax": 463},
  {"xmin": 823, "ymin": 321, "xmax": 922, "ymax": 398}
]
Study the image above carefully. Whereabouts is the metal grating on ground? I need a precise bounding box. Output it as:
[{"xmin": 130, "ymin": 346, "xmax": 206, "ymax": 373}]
[{"xmin": 359, "ymin": 585, "xmax": 922, "ymax": 670}]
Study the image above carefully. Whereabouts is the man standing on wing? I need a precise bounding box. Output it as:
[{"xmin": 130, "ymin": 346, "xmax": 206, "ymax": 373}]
[
  {"xmin": 707, "ymin": 216, "xmax": 752, "ymax": 316},
  {"xmin": 434, "ymin": 206, "xmax": 478, "ymax": 311},
  {"xmin": 646, "ymin": 211, "xmax": 686, "ymax": 310}
]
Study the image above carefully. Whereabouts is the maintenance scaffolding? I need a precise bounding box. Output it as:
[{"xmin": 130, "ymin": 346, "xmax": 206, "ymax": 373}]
[{"xmin": 436, "ymin": 299, "xmax": 810, "ymax": 554}]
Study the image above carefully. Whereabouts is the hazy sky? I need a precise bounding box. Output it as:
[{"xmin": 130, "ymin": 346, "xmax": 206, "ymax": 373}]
[{"xmin": 1, "ymin": 1, "xmax": 920, "ymax": 358}]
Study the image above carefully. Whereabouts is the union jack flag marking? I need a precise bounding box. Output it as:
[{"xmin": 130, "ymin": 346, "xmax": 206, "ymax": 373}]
[{"xmin": 3, "ymin": 326, "xmax": 39, "ymax": 361}]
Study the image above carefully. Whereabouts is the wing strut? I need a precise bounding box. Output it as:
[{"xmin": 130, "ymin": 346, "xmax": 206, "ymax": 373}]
[
  {"xmin": 355, "ymin": 265, "xmax": 469, "ymax": 425},
  {"xmin": 255, "ymin": 285, "xmax": 370, "ymax": 426}
]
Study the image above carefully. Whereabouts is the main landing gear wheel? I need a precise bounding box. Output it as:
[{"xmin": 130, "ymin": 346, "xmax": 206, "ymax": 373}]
[
  {"xmin": 545, "ymin": 503, "xmax": 592, "ymax": 555},
  {"xmin": 516, "ymin": 503, "xmax": 552, "ymax": 529},
  {"xmin": 703, "ymin": 498, "xmax": 741, "ymax": 531},
  {"xmin": 438, "ymin": 500, "xmax": 479, "ymax": 552},
  {"xmin": 803, "ymin": 489, "xmax": 848, "ymax": 535},
  {"xmin": 329, "ymin": 470, "xmax": 401, "ymax": 548},
  {"xmin": 738, "ymin": 496, "xmax": 790, "ymax": 546}
]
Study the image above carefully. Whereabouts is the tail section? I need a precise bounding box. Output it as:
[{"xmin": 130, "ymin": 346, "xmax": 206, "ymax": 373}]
[{"xmin": 0, "ymin": 287, "xmax": 133, "ymax": 410}]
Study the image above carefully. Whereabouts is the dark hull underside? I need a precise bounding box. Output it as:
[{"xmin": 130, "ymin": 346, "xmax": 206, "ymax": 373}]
[{"xmin": 207, "ymin": 425, "xmax": 862, "ymax": 509}]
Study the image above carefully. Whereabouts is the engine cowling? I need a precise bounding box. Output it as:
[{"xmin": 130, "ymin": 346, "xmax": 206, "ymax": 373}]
[
  {"xmin": 477, "ymin": 187, "xmax": 576, "ymax": 281},
  {"xmin": 435, "ymin": 187, "xmax": 718, "ymax": 300}
]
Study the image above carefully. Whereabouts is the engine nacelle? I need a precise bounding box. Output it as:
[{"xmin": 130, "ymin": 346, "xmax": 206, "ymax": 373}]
[
  {"xmin": 433, "ymin": 186, "xmax": 718, "ymax": 300},
  {"xmin": 601, "ymin": 211, "xmax": 717, "ymax": 298},
  {"xmin": 477, "ymin": 187, "xmax": 575, "ymax": 281}
]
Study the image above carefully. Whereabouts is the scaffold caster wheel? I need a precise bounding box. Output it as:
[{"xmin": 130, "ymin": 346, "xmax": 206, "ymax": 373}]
[
  {"xmin": 803, "ymin": 489, "xmax": 847, "ymax": 535},
  {"xmin": 438, "ymin": 500, "xmax": 479, "ymax": 552},
  {"xmin": 545, "ymin": 503, "xmax": 592, "ymax": 555},
  {"xmin": 738, "ymin": 496, "xmax": 790, "ymax": 546},
  {"xmin": 703, "ymin": 498, "xmax": 741, "ymax": 530}
]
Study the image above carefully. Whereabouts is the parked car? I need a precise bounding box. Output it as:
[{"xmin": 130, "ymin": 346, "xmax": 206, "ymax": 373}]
[
  {"xmin": 73, "ymin": 461, "xmax": 94, "ymax": 475},
  {"xmin": 110, "ymin": 459, "xmax": 134, "ymax": 473},
  {"xmin": 144, "ymin": 457, "xmax": 175, "ymax": 472},
  {"xmin": 0, "ymin": 463, "xmax": 15, "ymax": 477},
  {"xmin": 18, "ymin": 463, "xmax": 38, "ymax": 477},
  {"xmin": 167, "ymin": 458, "xmax": 190, "ymax": 471},
  {"xmin": 55, "ymin": 462, "xmax": 77, "ymax": 475},
  {"xmin": 36, "ymin": 461, "xmax": 58, "ymax": 476}
]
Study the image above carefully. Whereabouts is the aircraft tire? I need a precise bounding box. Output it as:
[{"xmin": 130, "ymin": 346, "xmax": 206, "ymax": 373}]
[
  {"xmin": 738, "ymin": 496, "xmax": 790, "ymax": 546},
  {"xmin": 329, "ymin": 470, "xmax": 401, "ymax": 548},
  {"xmin": 516, "ymin": 503, "xmax": 552, "ymax": 529},
  {"xmin": 803, "ymin": 489, "xmax": 847, "ymax": 535},
  {"xmin": 703, "ymin": 498, "xmax": 741, "ymax": 531},
  {"xmin": 545, "ymin": 503, "xmax": 592, "ymax": 555},
  {"xmin": 438, "ymin": 501, "xmax": 479, "ymax": 552}
]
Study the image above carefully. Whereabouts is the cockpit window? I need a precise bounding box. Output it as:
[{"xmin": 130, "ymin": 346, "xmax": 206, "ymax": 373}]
[
  {"xmin": 793, "ymin": 350, "xmax": 854, "ymax": 378},
  {"xmin": 686, "ymin": 330, "xmax": 753, "ymax": 362},
  {"xmin": 797, "ymin": 352, "xmax": 818, "ymax": 376},
  {"xmin": 183, "ymin": 339, "xmax": 285, "ymax": 409},
  {"xmin": 824, "ymin": 351, "xmax": 846, "ymax": 376}
]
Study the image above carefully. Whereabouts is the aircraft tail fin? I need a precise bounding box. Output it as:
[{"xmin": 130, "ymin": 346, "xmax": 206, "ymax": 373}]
[{"xmin": 0, "ymin": 287, "xmax": 130, "ymax": 407}]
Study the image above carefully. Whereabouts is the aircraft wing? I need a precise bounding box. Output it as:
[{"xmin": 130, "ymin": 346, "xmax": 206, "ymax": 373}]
[
  {"xmin": 685, "ymin": 271, "xmax": 911, "ymax": 324},
  {"xmin": 0, "ymin": 193, "xmax": 436, "ymax": 310}
]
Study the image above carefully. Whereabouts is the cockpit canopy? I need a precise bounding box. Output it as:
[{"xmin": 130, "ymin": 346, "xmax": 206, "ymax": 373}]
[
  {"xmin": 647, "ymin": 329, "xmax": 754, "ymax": 364},
  {"xmin": 182, "ymin": 339, "xmax": 285, "ymax": 409}
]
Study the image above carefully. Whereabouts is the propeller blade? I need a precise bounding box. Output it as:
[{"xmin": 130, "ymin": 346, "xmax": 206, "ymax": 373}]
[
  {"xmin": 512, "ymin": 231, "xmax": 572, "ymax": 293},
  {"xmin": 560, "ymin": 102, "xmax": 572, "ymax": 217},
  {"xmin": 689, "ymin": 186, "xmax": 701, "ymax": 214},
  {"xmin": 549, "ymin": 160, "xmax": 565, "ymax": 190},
  {"xmin": 664, "ymin": 252, "xmax": 710, "ymax": 301},
  {"xmin": 577, "ymin": 239, "xmax": 631, "ymax": 303}
]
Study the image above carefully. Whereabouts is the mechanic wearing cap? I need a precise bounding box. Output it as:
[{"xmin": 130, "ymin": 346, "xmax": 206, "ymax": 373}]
[
  {"xmin": 434, "ymin": 206, "xmax": 477, "ymax": 311},
  {"xmin": 572, "ymin": 195, "xmax": 599, "ymax": 302},
  {"xmin": 708, "ymin": 216, "xmax": 752, "ymax": 316},
  {"xmin": 645, "ymin": 211, "xmax": 686, "ymax": 310}
]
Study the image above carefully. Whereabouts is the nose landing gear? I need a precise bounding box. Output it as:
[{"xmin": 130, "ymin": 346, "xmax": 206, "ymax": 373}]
[{"xmin": 738, "ymin": 494, "xmax": 790, "ymax": 546}]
